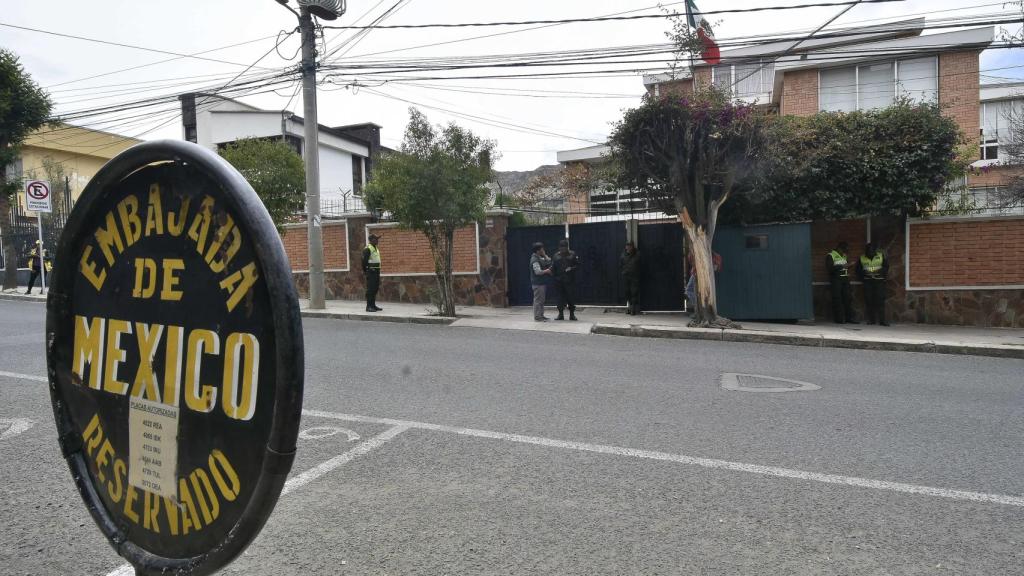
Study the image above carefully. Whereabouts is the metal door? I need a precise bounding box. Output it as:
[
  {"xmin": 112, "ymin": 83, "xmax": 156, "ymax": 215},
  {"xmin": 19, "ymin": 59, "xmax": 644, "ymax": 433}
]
[
  {"xmin": 637, "ymin": 223, "xmax": 685, "ymax": 311},
  {"xmin": 506, "ymin": 224, "xmax": 565, "ymax": 306},
  {"xmin": 566, "ymin": 221, "xmax": 627, "ymax": 306},
  {"xmin": 713, "ymin": 222, "xmax": 813, "ymax": 320}
]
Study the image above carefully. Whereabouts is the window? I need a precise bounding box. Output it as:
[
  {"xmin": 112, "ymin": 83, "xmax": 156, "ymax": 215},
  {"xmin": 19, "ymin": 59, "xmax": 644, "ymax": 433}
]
[
  {"xmin": 711, "ymin": 60, "xmax": 774, "ymax": 100},
  {"xmin": 858, "ymin": 62, "xmax": 894, "ymax": 111},
  {"xmin": 745, "ymin": 235, "xmax": 769, "ymax": 250},
  {"xmin": 896, "ymin": 57, "xmax": 938, "ymax": 103},
  {"xmin": 819, "ymin": 56, "xmax": 937, "ymax": 112},
  {"xmin": 980, "ymin": 100, "xmax": 1023, "ymax": 161},
  {"xmin": 819, "ymin": 67, "xmax": 856, "ymax": 112}
]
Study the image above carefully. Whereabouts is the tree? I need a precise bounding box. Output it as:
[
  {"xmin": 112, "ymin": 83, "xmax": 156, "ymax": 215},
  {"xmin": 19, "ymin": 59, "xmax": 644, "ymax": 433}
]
[
  {"xmin": 610, "ymin": 88, "xmax": 769, "ymax": 327},
  {"xmin": 218, "ymin": 138, "xmax": 306, "ymax": 230},
  {"xmin": 363, "ymin": 108, "xmax": 495, "ymax": 317},
  {"xmin": 0, "ymin": 49, "xmax": 52, "ymax": 290},
  {"xmin": 756, "ymin": 100, "xmax": 964, "ymax": 222}
]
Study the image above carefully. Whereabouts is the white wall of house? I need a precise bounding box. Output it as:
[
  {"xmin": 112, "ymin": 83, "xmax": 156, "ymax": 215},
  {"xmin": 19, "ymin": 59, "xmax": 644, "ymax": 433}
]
[{"xmin": 189, "ymin": 98, "xmax": 370, "ymax": 205}]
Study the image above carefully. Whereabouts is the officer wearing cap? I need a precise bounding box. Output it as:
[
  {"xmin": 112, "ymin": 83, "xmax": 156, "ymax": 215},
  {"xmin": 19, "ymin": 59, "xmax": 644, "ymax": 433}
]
[{"xmin": 363, "ymin": 233, "xmax": 383, "ymax": 312}]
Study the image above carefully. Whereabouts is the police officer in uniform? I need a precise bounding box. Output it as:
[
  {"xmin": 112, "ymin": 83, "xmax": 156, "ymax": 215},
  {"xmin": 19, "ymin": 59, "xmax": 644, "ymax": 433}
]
[
  {"xmin": 620, "ymin": 241, "xmax": 641, "ymax": 315},
  {"xmin": 857, "ymin": 242, "xmax": 890, "ymax": 326},
  {"xmin": 552, "ymin": 239, "xmax": 579, "ymax": 321},
  {"xmin": 362, "ymin": 233, "xmax": 383, "ymax": 312},
  {"xmin": 826, "ymin": 241, "xmax": 855, "ymax": 323},
  {"xmin": 25, "ymin": 240, "xmax": 51, "ymax": 295}
]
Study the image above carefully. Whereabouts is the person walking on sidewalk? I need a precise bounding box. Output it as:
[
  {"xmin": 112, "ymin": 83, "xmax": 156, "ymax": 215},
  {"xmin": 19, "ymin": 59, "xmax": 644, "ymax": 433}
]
[
  {"xmin": 552, "ymin": 239, "xmax": 579, "ymax": 321},
  {"xmin": 530, "ymin": 242, "xmax": 553, "ymax": 321},
  {"xmin": 363, "ymin": 233, "xmax": 383, "ymax": 312},
  {"xmin": 621, "ymin": 241, "xmax": 641, "ymax": 315},
  {"xmin": 24, "ymin": 241, "xmax": 51, "ymax": 295},
  {"xmin": 857, "ymin": 242, "xmax": 890, "ymax": 326},
  {"xmin": 826, "ymin": 241, "xmax": 855, "ymax": 324}
]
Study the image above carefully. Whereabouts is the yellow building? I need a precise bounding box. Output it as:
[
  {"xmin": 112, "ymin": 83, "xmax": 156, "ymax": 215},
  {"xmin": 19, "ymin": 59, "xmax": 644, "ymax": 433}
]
[{"xmin": 16, "ymin": 123, "xmax": 141, "ymax": 208}]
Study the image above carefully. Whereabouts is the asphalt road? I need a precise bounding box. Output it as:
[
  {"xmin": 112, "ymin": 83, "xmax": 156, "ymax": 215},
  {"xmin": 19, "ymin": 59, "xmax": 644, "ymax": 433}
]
[{"xmin": 1, "ymin": 298, "xmax": 1023, "ymax": 575}]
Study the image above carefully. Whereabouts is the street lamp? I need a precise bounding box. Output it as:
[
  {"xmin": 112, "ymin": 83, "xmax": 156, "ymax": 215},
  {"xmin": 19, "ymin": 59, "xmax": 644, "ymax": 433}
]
[{"xmin": 275, "ymin": 0, "xmax": 347, "ymax": 309}]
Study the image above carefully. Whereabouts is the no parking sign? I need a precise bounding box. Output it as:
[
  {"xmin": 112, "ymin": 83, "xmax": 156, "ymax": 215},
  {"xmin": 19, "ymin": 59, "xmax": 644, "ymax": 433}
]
[{"xmin": 25, "ymin": 179, "xmax": 52, "ymax": 213}]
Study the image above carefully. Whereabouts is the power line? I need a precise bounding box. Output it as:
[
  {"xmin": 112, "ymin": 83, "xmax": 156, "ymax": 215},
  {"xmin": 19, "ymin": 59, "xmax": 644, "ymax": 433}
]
[
  {"xmin": 321, "ymin": 0, "xmax": 906, "ymax": 30},
  {"xmin": 0, "ymin": 21, "xmax": 275, "ymax": 71}
]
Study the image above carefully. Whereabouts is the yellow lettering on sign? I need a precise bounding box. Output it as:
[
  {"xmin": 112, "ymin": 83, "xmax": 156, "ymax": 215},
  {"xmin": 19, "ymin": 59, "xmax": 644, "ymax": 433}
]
[
  {"xmin": 103, "ymin": 319, "xmax": 132, "ymax": 395},
  {"xmin": 73, "ymin": 315, "xmax": 105, "ymax": 390},
  {"xmin": 185, "ymin": 329, "xmax": 219, "ymax": 413},
  {"xmin": 160, "ymin": 259, "xmax": 185, "ymax": 301},
  {"xmin": 96, "ymin": 439, "xmax": 114, "ymax": 482},
  {"xmin": 144, "ymin": 184, "xmax": 165, "ymax": 237},
  {"xmin": 123, "ymin": 483, "xmax": 140, "ymax": 524},
  {"xmin": 222, "ymin": 333, "xmax": 259, "ymax": 421},
  {"xmin": 132, "ymin": 258, "xmax": 158, "ymax": 299},
  {"xmin": 116, "ymin": 195, "xmax": 143, "ymax": 248},
  {"xmin": 143, "ymin": 490, "xmax": 161, "ymax": 533},
  {"xmin": 108, "ymin": 458, "xmax": 126, "ymax": 504},
  {"xmin": 219, "ymin": 262, "xmax": 259, "ymax": 313},
  {"xmin": 80, "ymin": 245, "xmax": 106, "ymax": 291},
  {"xmin": 129, "ymin": 323, "xmax": 163, "ymax": 402},
  {"xmin": 163, "ymin": 325, "xmax": 184, "ymax": 407},
  {"xmin": 187, "ymin": 196, "xmax": 215, "ymax": 255},
  {"xmin": 94, "ymin": 212, "xmax": 124, "ymax": 267},
  {"xmin": 167, "ymin": 196, "xmax": 191, "ymax": 237}
]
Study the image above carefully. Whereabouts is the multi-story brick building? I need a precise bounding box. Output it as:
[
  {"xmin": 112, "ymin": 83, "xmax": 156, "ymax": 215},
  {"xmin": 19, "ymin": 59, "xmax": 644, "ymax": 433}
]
[{"xmin": 643, "ymin": 20, "xmax": 1023, "ymax": 213}]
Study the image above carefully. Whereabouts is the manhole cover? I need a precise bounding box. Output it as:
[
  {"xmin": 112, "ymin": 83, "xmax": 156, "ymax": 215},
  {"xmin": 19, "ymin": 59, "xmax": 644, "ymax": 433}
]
[{"xmin": 720, "ymin": 373, "xmax": 820, "ymax": 393}]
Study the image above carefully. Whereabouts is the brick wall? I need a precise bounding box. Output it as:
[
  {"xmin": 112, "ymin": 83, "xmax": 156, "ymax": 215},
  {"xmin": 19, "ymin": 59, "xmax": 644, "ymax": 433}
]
[
  {"xmin": 811, "ymin": 216, "xmax": 1024, "ymax": 327},
  {"xmin": 969, "ymin": 164, "xmax": 1022, "ymax": 188},
  {"xmin": 939, "ymin": 51, "xmax": 981, "ymax": 159},
  {"xmin": 648, "ymin": 78, "xmax": 694, "ymax": 97},
  {"xmin": 694, "ymin": 67, "xmax": 712, "ymax": 89},
  {"xmin": 281, "ymin": 222, "xmax": 349, "ymax": 271},
  {"xmin": 291, "ymin": 212, "xmax": 510, "ymax": 307},
  {"xmin": 908, "ymin": 217, "xmax": 1024, "ymax": 287},
  {"xmin": 811, "ymin": 219, "xmax": 867, "ymax": 283},
  {"xmin": 366, "ymin": 224, "xmax": 478, "ymax": 275},
  {"xmin": 781, "ymin": 69, "xmax": 819, "ymax": 117}
]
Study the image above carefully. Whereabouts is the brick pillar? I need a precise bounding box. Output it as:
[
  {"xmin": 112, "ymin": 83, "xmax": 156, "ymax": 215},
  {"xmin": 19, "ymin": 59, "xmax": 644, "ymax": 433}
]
[
  {"xmin": 939, "ymin": 51, "xmax": 981, "ymax": 161},
  {"xmin": 781, "ymin": 69, "xmax": 819, "ymax": 117}
]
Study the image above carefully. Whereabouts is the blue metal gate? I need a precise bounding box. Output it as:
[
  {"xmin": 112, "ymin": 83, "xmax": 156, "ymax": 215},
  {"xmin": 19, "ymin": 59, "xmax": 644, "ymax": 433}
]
[
  {"xmin": 637, "ymin": 223, "xmax": 686, "ymax": 311},
  {"xmin": 506, "ymin": 221, "xmax": 626, "ymax": 306},
  {"xmin": 713, "ymin": 222, "xmax": 813, "ymax": 320}
]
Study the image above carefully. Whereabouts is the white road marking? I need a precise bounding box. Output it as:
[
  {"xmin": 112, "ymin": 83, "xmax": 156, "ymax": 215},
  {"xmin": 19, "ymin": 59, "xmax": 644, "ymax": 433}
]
[
  {"xmin": 0, "ymin": 418, "xmax": 34, "ymax": 441},
  {"xmin": 283, "ymin": 425, "xmax": 407, "ymax": 495},
  {"xmin": 0, "ymin": 370, "xmax": 47, "ymax": 382},
  {"xmin": 102, "ymin": 424, "xmax": 408, "ymax": 576},
  {"xmin": 298, "ymin": 425, "xmax": 360, "ymax": 441},
  {"xmin": 302, "ymin": 408, "xmax": 1024, "ymax": 508}
]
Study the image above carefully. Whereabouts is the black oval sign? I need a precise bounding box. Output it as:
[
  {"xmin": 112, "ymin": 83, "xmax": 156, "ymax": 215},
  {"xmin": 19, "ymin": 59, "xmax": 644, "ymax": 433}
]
[{"xmin": 45, "ymin": 140, "xmax": 303, "ymax": 575}]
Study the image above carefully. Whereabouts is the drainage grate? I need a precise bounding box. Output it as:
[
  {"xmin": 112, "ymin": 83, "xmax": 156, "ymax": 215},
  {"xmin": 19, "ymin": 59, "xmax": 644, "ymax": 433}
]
[{"xmin": 720, "ymin": 373, "xmax": 821, "ymax": 393}]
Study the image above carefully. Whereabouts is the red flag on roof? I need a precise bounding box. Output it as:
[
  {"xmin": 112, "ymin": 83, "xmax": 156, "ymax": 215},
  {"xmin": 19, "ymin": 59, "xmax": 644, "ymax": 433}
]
[{"xmin": 685, "ymin": 0, "xmax": 720, "ymax": 65}]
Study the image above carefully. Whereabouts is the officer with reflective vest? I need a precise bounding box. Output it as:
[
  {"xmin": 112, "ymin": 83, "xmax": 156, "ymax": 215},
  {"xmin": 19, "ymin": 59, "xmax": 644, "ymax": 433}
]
[
  {"xmin": 857, "ymin": 242, "xmax": 890, "ymax": 326},
  {"xmin": 25, "ymin": 240, "xmax": 52, "ymax": 295},
  {"xmin": 825, "ymin": 241, "xmax": 855, "ymax": 323},
  {"xmin": 362, "ymin": 233, "xmax": 383, "ymax": 312}
]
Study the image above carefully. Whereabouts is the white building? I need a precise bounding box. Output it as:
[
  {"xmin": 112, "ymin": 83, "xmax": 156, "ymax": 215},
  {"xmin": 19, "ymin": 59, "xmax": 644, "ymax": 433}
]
[{"xmin": 179, "ymin": 93, "xmax": 385, "ymax": 214}]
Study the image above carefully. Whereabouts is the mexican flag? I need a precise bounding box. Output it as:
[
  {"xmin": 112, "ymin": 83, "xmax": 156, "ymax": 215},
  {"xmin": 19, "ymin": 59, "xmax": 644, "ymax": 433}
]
[{"xmin": 686, "ymin": 0, "xmax": 721, "ymax": 65}]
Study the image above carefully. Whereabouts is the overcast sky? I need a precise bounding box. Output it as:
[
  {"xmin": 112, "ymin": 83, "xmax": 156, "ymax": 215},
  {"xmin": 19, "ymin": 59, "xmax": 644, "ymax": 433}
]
[{"xmin": 2, "ymin": 0, "xmax": 1021, "ymax": 171}]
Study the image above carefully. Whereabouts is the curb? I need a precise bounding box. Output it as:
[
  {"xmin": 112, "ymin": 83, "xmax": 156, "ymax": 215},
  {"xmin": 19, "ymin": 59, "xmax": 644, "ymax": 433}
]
[
  {"xmin": 300, "ymin": 310, "xmax": 454, "ymax": 326},
  {"xmin": 0, "ymin": 293, "xmax": 46, "ymax": 304},
  {"xmin": 590, "ymin": 324, "xmax": 1024, "ymax": 360}
]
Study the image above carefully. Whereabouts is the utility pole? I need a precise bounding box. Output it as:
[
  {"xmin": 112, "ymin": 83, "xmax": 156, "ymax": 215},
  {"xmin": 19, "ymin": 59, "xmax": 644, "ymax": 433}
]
[{"xmin": 299, "ymin": 7, "xmax": 326, "ymax": 310}]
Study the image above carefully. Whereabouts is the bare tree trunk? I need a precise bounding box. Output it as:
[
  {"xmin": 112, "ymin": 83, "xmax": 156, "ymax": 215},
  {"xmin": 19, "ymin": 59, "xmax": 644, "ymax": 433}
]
[
  {"xmin": 680, "ymin": 208, "xmax": 739, "ymax": 329},
  {"xmin": 427, "ymin": 227, "xmax": 457, "ymax": 317},
  {"xmin": 0, "ymin": 194, "xmax": 18, "ymax": 291}
]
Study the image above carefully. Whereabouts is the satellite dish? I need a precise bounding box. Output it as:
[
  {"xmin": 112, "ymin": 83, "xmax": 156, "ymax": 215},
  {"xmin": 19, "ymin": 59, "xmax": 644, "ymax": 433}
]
[{"xmin": 297, "ymin": 0, "xmax": 346, "ymax": 20}]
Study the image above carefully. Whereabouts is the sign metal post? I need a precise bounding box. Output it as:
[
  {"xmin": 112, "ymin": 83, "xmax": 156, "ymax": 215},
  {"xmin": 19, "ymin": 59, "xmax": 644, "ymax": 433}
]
[{"xmin": 25, "ymin": 179, "xmax": 52, "ymax": 293}]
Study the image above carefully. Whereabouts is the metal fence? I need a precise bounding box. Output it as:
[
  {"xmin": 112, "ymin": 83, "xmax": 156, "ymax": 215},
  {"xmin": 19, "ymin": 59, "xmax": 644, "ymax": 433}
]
[{"xmin": 1, "ymin": 190, "xmax": 74, "ymax": 270}]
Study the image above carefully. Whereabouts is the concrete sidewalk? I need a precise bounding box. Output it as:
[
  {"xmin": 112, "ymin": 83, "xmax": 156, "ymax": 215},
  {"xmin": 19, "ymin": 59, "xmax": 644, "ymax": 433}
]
[
  {"xmin": 299, "ymin": 298, "xmax": 1024, "ymax": 359},
  {"xmin": 3, "ymin": 288, "xmax": 1020, "ymax": 358}
]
